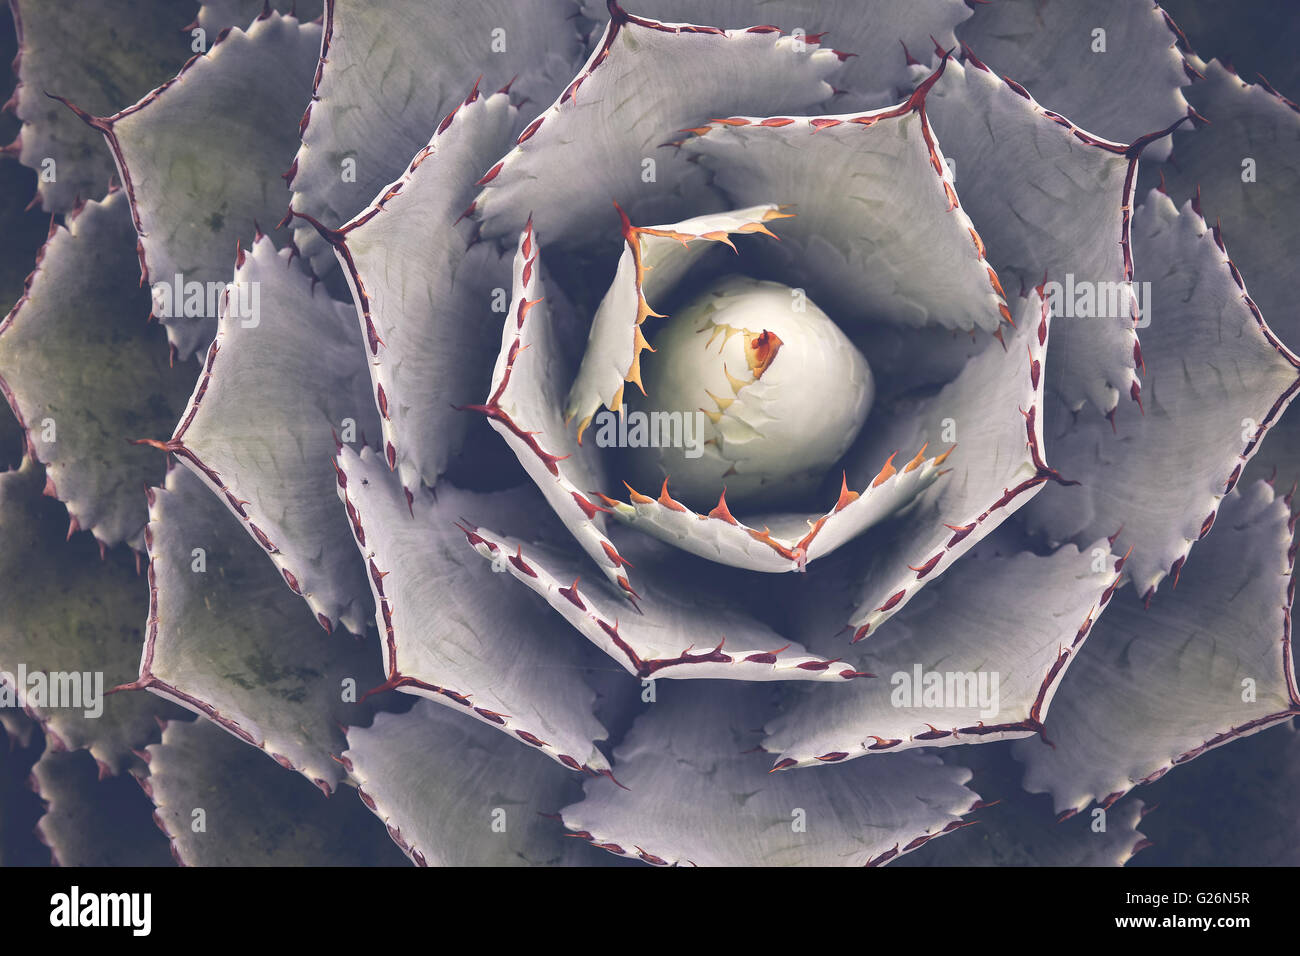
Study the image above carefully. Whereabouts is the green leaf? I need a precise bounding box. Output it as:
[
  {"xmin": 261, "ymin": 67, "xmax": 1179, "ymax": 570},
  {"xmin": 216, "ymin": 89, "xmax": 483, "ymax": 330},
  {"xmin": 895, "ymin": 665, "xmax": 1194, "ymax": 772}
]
[
  {"xmin": 0, "ymin": 457, "xmax": 184, "ymax": 774},
  {"xmin": 1159, "ymin": 58, "xmax": 1300, "ymax": 332},
  {"xmin": 0, "ymin": 189, "xmax": 194, "ymax": 548},
  {"xmin": 1014, "ymin": 480, "xmax": 1300, "ymax": 815},
  {"xmin": 343, "ymin": 698, "xmax": 619, "ymax": 866},
  {"xmin": 956, "ymin": 0, "xmax": 1190, "ymax": 159},
  {"xmin": 837, "ymin": 292, "xmax": 1056, "ymax": 640},
  {"xmin": 764, "ymin": 539, "xmax": 1125, "ymax": 767},
  {"xmin": 473, "ymin": 9, "xmax": 843, "ymax": 247},
  {"xmin": 146, "ymin": 716, "xmax": 407, "ymax": 866},
  {"xmin": 924, "ymin": 55, "xmax": 1165, "ymax": 415},
  {"xmin": 461, "ymin": 520, "xmax": 868, "ymax": 682},
  {"xmin": 336, "ymin": 445, "xmax": 612, "ymax": 772},
  {"xmin": 477, "ymin": 218, "xmax": 630, "ymax": 590},
  {"xmin": 128, "ymin": 462, "xmax": 386, "ymax": 792},
  {"xmin": 561, "ymin": 683, "xmax": 979, "ymax": 865},
  {"xmin": 1023, "ymin": 191, "xmax": 1300, "ymax": 599},
  {"xmin": 289, "ymin": 0, "xmax": 585, "ymax": 273},
  {"xmin": 62, "ymin": 12, "xmax": 321, "ymax": 358},
  {"xmin": 1157, "ymin": 59, "xmax": 1300, "ymax": 491},
  {"xmin": 308, "ymin": 89, "xmax": 517, "ymax": 494},
  {"xmin": 579, "ymin": 1, "xmax": 973, "ymax": 109},
  {"xmin": 683, "ymin": 93, "xmax": 1012, "ymax": 335},
  {"xmin": 8, "ymin": 0, "xmax": 194, "ymax": 211},
  {"xmin": 163, "ymin": 235, "xmax": 378, "ymax": 633},
  {"xmin": 896, "ymin": 743, "xmax": 1151, "ymax": 867}
]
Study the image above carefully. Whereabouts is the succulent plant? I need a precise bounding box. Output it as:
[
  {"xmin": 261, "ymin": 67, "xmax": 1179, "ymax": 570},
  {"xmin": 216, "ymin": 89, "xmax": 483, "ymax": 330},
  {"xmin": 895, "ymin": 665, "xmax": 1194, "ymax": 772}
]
[{"xmin": 1, "ymin": 0, "xmax": 1299, "ymax": 870}]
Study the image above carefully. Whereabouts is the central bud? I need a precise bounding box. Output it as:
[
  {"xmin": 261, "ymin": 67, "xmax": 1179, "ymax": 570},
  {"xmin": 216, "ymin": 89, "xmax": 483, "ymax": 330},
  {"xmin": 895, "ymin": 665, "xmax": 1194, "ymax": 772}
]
[{"xmin": 620, "ymin": 275, "xmax": 873, "ymax": 512}]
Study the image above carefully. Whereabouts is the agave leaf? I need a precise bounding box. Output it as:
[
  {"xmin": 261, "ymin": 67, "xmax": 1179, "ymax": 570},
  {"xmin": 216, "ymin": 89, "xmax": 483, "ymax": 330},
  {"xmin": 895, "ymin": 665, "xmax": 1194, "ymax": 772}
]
[
  {"xmin": 159, "ymin": 235, "xmax": 378, "ymax": 634},
  {"xmin": 30, "ymin": 747, "xmax": 172, "ymax": 867},
  {"xmin": 561, "ymin": 682, "xmax": 978, "ymax": 865},
  {"xmin": 682, "ymin": 77, "xmax": 1012, "ymax": 335},
  {"xmin": 306, "ymin": 90, "xmax": 517, "ymax": 495},
  {"xmin": 763, "ymin": 539, "xmax": 1125, "ymax": 767},
  {"xmin": 343, "ymin": 699, "xmax": 628, "ymax": 866},
  {"xmin": 1022, "ymin": 191, "xmax": 1300, "ymax": 600},
  {"xmin": 0, "ymin": 190, "xmax": 193, "ymax": 549},
  {"xmin": 565, "ymin": 203, "xmax": 793, "ymax": 431},
  {"xmin": 59, "ymin": 12, "xmax": 320, "ymax": 358},
  {"xmin": 475, "ymin": 219, "xmax": 635, "ymax": 592},
  {"xmin": 127, "ymin": 463, "xmax": 385, "ymax": 792},
  {"xmin": 895, "ymin": 743, "xmax": 1151, "ymax": 867},
  {"xmin": 1129, "ymin": 720, "xmax": 1300, "ymax": 866},
  {"xmin": 601, "ymin": 456, "xmax": 951, "ymax": 574},
  {"xmin": 472, "ymin": 7, "xmax": 843, "ymax": 246},
  {"xmin": 956, "ymin": 0, "xmax": 1191, "ymax": 160},
  {"xmin": 0, "ymin": 458, "xmax": 184, "ymax": 774},
  {"xmin": 924, "ymin": 55, "xmax": 1167, "ymax": 415},
  {"xmin": 288, "ymin": 0, "xmax": 584, "ymax": 272},
  {"xmin": 146, "ymin": 716, "xmax": 406, "ymax": 866},
  {"xmin": 595, "ymin": 421, "xmax": 946, "ymax": 572},
  {"xmin": 1013, "ymin": 480, "xmax": 1300, "ymax": 816},
  {"xmin": 1158, "ymin": 59, "xmax": 1300, "ymax": 487},
  {"xmin": 579, "ymin": 0, "xmax": 972, "ymax": 107},
  {"xmin": 197, "ymin": 0, "xmax": 324, "ymax": 33},
  {"xmin": 1154, "ymin": 59, "xmax": 1298, "ymax": 332},
  {"xmin": 460, "ymin": 517, "xmax": 868, "ymax": 682},
  {"xmin": 837, "ymin": 291, "xmax": 1056, "ymax": 640},
  {"xmin": 6, "ymin": 0, "xmax": 194, "ymax": 212},
  {"xmin": 336, "ymin": 445, "xmax": 611, "ymax": 772}
]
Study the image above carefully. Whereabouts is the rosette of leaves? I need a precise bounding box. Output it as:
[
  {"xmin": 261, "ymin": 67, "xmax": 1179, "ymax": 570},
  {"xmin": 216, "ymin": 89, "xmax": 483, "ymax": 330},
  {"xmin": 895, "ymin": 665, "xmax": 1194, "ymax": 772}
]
[{"xmin": 1, "ymin": 0, "xmax": 1299, "ymax": 868}]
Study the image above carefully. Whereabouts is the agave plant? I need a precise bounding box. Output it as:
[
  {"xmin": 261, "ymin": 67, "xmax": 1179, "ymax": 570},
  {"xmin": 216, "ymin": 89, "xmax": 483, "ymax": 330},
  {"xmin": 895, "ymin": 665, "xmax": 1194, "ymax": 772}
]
[{"xmin": 1, "ymin": 0, "xmax": 1298, "ymax": 869}]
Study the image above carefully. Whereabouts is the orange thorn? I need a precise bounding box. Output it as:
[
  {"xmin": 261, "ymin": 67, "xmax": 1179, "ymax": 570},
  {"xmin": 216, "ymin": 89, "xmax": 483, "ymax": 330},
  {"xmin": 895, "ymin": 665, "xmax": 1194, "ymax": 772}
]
[
  {"xmin": 708, "ymin": 488, "xmax": 738, "ymax": 524},
  {"xmin": 871, "ymin": 451, "xmax": 899, "ymax": 488},
  {"xmin": 623, "ymin": 481, "xmax": 653, "ymax": 505},
  {"xmin": 657, "ymin": 477, "xmax": 687, "ymax": 512},
  {"xmin": 834, "ymin": 472, "xmax": 860, "ymax": 511},
  {"xmin": 903, "ymin": 442, "xmax": 930, "ymax": 473}
]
